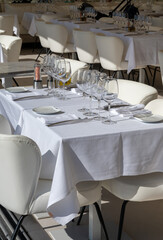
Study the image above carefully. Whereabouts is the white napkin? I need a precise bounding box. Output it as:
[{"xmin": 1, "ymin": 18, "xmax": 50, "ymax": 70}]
[
  {"xmin": 5, "ymin": 89, "xmax": 47, "ymax": 101},
  {"xmin": 37, "ymin": 113, "xmax": 78, "ymax": 125},
  {"xmin": 112, "ymin": 104, "xmax": 151, "ymax": 118}
]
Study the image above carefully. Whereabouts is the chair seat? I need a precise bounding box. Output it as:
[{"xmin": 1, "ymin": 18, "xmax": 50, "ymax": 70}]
[
  {"xmin": 77, "ymin": 181, "xmax": 101, "ymax": 207},
  {"xmin": 103, "ymin": 172, "xmax": 163, "ymax": 202},
  {"xmin": 64, "ymin": 42, "xmax": 76, "ymax": 53},
  {"xmin": 30, "ymin": 179, "xmax": 51, "ymax": 214}
]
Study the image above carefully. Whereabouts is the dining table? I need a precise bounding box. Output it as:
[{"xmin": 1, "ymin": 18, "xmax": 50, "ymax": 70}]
[
  {"xmin": 0, "ymin": 85, "xmax": 163, "ymax": 239},
  {"xmin": 91, "ymin": 26, "xmax": 163, "ymax": 82}
]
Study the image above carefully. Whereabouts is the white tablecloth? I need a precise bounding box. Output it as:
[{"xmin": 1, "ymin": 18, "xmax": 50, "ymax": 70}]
[
  {"xmin": 21, "ymin": 12, "xmax": 41, "ymax": 36},
  {"xmin": 91, "ymin": 28, "xmax": 163, "ymax": 73},
  {"xmin": 0, "ymin": 88, "xmax": 163, "ymax": 225}
]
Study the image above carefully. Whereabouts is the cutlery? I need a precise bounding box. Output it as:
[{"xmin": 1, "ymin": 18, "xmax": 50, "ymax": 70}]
[
  {"xmin": 47, "ymin": 117, "xmax": 93, "ymax": 127},
  {"xmin": 14, "ymin": 95, "xmax": 50, "ymax": 101}
]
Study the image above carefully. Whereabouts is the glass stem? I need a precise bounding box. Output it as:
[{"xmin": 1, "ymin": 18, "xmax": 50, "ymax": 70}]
[
  {"xmin": 89, "ymin": 95, "xmax": 92, "ymax": 113},
  {"xmin": 98, "ymin": 99, "xmax": 101, "ymax": 116},
  {"xmin": 108, "ymin": 102, "xmax": 111, "ymax": 121}
]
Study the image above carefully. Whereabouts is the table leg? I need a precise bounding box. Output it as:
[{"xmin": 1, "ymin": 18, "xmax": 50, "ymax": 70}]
[
  {"xmin": 139, "ymin": 69, "xmax": 145, "ymax": 83},
  {"xmin": 89, "ymin": 200, "xmax": 101, "ymax": 240}
]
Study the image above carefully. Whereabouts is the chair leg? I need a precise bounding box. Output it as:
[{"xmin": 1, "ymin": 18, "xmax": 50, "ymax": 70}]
[
  {"xmin": 77, "ymin": 206, "xmax": 86, "ymax": 225},
  {"xmin": 12, "ymin": 77, "xmax": 19, "ymax": 86},
  {"xmin": 11, "ymin": 215, "xmax": 27, "ymax": 240},
  {"xmin": 35, "ymin": 48, "xmax": 45, "ymax": 61},
  {"xmin": 93, "ymin": 202, "xmax": 109, "ymax": 240},
  {"xmin": 117, "ymin": 200, "xmax": 129, "ymax": 240},
  {"xmin": 143, "ymin": 68, "xmax": 150, "ymax": 85},
  {"xmin": 152, "ymin": 67, "xmax": 159, "ymax": 86}
]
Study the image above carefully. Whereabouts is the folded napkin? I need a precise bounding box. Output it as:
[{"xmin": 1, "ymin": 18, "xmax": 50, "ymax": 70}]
[
  {"xmin": 114, "ymin": 104, "xmax": 151, "ymax": 118},
  {"xmin": 115, "ymin": 104, "xmax": 145, "ymax": 113},
  {"xmin": 5, "ymin": 89, "xmax": 47, "ymax": 101},
  {"xmin": 37, "ymin": 113, "xmax": 78, "ymax": 125}
]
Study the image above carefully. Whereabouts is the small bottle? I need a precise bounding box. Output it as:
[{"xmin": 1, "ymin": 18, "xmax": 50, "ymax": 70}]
[{"xmin": 33, "ymin": 63, "xmax": 42, "ymax": 89}]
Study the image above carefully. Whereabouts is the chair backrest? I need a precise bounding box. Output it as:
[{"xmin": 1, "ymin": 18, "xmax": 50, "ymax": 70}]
[
  {"xmin": 73, "ymin": 29, "xmax": 99, "ymax": 64},
  {"xmin": 46, "ymin": 23, "xmax": 68, "ymax": 53},
  {"xmin": 96, "ymin": 34, "xmax": 125, "ymax": 71},
  {"xmin": 35, "ymin": 19, "xmax": 49, "ymax": 49},
  {"xmin": 0, "ymin": 115, "xmax": 12, "ymax": 134},
  {"xmin": 0, "ymin": 35, "xmax": 22, "ymax": 62},
  {"xmin": 0, "ymin": 135, "xmax": 42, "ymax": 215},
  {"xmin": 65, "ymin": 58, "xmax": 89, "ymax": 83},
  {"xmin": 106, "ymin": 79, "xmax": 158, "ymax": 105},
  {"xmin": 145, "ymin": 99, "xmax": 163, "ymax": 116},
  {"xmin": 158, "ymin": 50, "xmax": 163, "ymax": 85},
  {"xmin": 0, "ymin": 15, "xmax": 14, "ymax": 35}
]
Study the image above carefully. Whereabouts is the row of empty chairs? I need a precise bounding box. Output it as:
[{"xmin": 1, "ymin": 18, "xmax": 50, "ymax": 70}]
[{"xmin": 73, "ymin": 29, "xmax": 149, "ymax": 81}]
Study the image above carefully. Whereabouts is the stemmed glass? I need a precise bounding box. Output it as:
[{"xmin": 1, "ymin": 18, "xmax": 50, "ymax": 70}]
[
  {"xmin": 76, "ymin": 68, "xmax": 89, "ymax": 112},
  {"xmin": 57, "ymin": 60, "xmax": 71, "ymax": 100},
  {"xmin": 102, "ymin": 77, "xmax": 119, "ymax": 124},
  {"xmin": 93, "ymin": 73, "xmax": 106, "ymax": 120},
  {"xmin": 84, "ymin": 70, "xmax": 99, "ymax": 117},
  {"xmin": 42, "ymin": 55, "xmax": 54, "ymax": 95}
]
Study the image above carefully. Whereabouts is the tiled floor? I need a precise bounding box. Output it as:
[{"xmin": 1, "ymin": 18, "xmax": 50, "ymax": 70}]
[{"xmin": 1, "ymin": 44, "xmax": 163, "ymax": 240}]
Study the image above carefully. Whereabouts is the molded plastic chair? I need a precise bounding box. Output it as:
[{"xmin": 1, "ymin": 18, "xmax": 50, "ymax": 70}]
[
  {"xmin": 0, "ymin": 15, "xmax": 14, "ymax": 36},
  {"xmin": 73, "ymin": 29, "xmax": 100, "ymax": 68},
  {"xmin": 0, "ymin": 114, "xmax": 11, "ymax": 134},
  {"xmin": 65, "ymin": 58, "xmax": 89, "ymax": 84},
  {"xmin": 46, "ymin": 23, "xmax": 75, "ymax": 57},
  {"xmin": 0, "ymin": 134, "xmax": 108, "ymax": 240},
  {"xmin": 0, "ymin": 35, "xmax": 22, "ymax": 62},
  {"xmin": 145, "ymin": 98, "xmax": 163, "ymax": 115},
  {"xmin": 96, "ymin": 34, "xmax": 148, "ymax": 80},
  {"xmin": 105, "ymin": 79, "xmax": 158, "ymax": 105},
  {"xmin": 102, "ymin": 99, "xmax": 163, "ymax": 240},
  {"xmin": 35, "ymin": 19, "xmax": 50, "ymax": 61}
]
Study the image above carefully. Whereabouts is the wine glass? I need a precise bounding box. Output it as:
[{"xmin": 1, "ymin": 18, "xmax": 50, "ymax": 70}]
[
  {"xmin": 83, "ymin": 70, "xmax": 99, "ymax": 117},
  {"xmin": 57, "ymin": 60, "xmax": 71, "ymax": 100},
  {"xmin": 76, "ymin": 68, "xmax": 90, "ymax": 112},
  {"xmin": 93, "ymin": 73, "xmax": 106, "ymax": 121},
  {"xmin": 102, "ymin": 77, "xmax": 119, "ymax": 124}
]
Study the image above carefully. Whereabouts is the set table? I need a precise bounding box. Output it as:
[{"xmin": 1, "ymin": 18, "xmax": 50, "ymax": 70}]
[{"xmin": 0, "ymin": 86, "xmax": 163, "ymax": 239}]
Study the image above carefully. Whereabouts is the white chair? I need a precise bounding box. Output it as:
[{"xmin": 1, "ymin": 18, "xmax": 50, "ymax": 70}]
[
  {"xmin": 106, "ymin": 79, "xmax": 158, "ymax": 105},
  {"xmin": 0, "ymin": 15, "xmax": 14, "ymax": 36},
  {"xmin": 145, "ymin": 98, "xmax": 163, "ymax": 115},
  {"xmin": 0, "ymin": 114, "xmax": 11, "ymax": 134},
  {"xmin": 73, "ymin": 29, "xmax": 100, "ymax": 68},
  {"xmin": 46, "ymin": 23, "xmax": 76, "ymax": 58},
  {"xmin": 65, "ymin": 58, "xmax": 89, "ymax": 84},
  {"xmin": 0, "ymin": 35, "xmax": 22, "ymax": 62},
  {"xmin": 102, "ymin": 99, "xmax": 163, "ymax": 240},
  {"xmin": 158, "ymin": 50, "xmax": 163, "ymax": 85},
  {"xmin": 95, "ymin": 34, "xmax": 149, "ymax": 81},
  {"xmin": 0, "ymin": 134, "xmax": 108, "ymax": 240},
  {"xmin": 35, "ymin": 19, "xmax": 50, "ymax": 61},
  {"xmin": 0, "ymin": 35, "xmax": 22, "ymax": 87}
]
